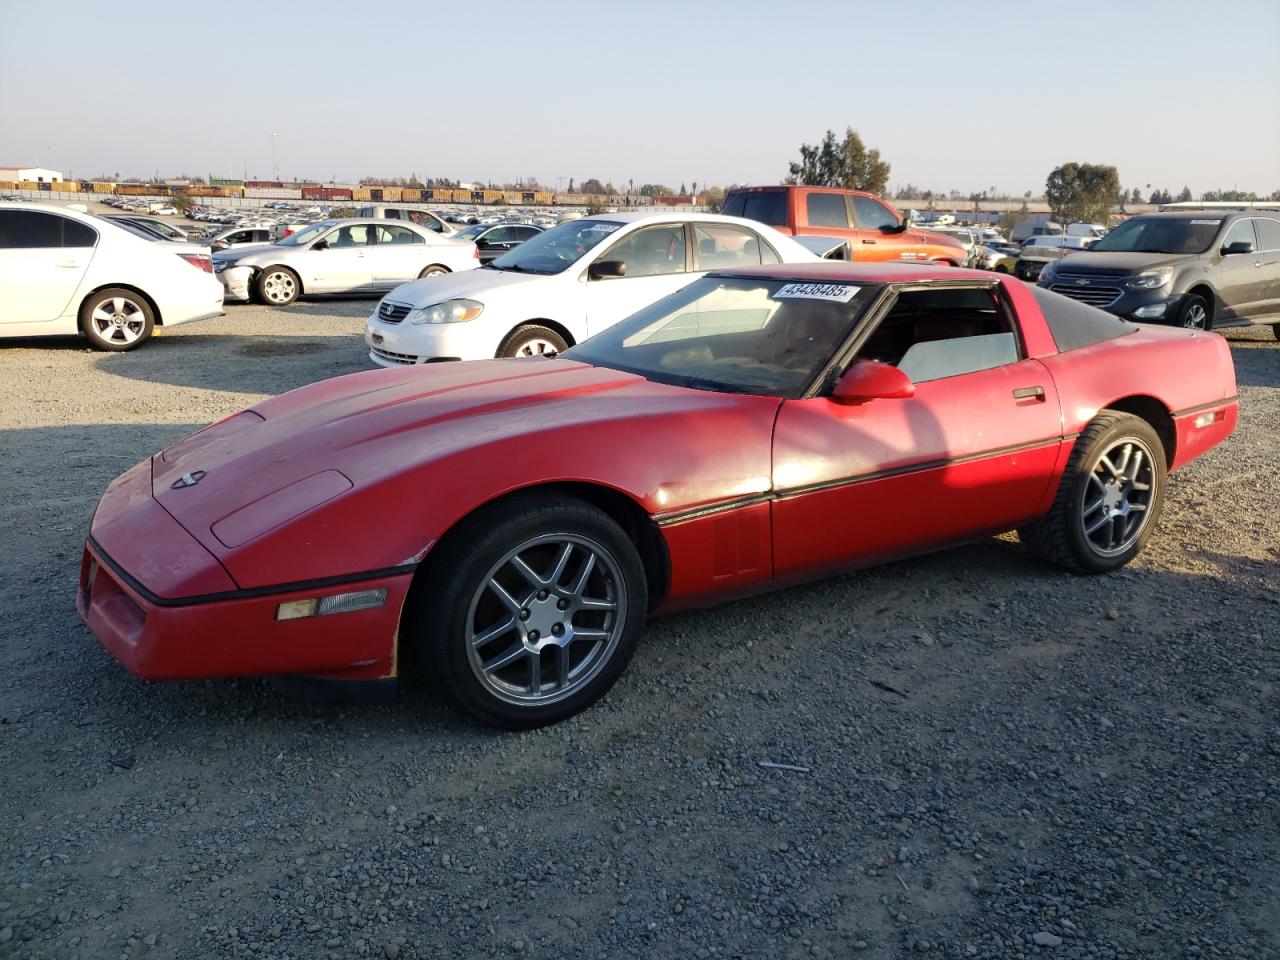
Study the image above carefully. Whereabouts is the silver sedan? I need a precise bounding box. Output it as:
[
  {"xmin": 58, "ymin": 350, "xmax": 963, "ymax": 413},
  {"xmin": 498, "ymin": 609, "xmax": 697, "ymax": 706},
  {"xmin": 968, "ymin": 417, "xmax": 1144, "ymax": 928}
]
[{"xmin": 212, "ymin": 219, "xmax": 479, "ymax": 305}]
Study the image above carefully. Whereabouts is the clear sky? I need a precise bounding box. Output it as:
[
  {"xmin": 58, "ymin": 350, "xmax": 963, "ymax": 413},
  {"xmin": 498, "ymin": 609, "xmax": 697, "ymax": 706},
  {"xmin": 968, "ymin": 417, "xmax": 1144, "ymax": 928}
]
[{"xmin": 1, "ymin": 0, "xmax": 1276, "ymax": 197}]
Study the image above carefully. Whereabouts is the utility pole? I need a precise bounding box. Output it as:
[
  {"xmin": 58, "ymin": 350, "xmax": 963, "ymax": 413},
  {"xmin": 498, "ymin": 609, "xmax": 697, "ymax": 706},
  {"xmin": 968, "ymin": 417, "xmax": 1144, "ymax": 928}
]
[{"xmin": 270, "ymin": 133, "xmax": 279, "ymax": 181}]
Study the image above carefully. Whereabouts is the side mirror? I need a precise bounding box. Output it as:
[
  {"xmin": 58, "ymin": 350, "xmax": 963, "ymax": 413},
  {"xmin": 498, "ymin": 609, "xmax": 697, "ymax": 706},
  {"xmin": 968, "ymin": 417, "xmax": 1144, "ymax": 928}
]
[
  {"xmin": 588, "ymin": 259, "xmax": 627, "ymax": 280},
  {"xmin": 1221, "ymin": 240, "xmax": 1254, "ymax": 256},
  {"xmin": 880, "ymin": 216, "xmax": 910, "ymax": 234},
  {"xmin": 311, "ymin": 239, "xmax": 329, "ymax": 251},
  {"xmin": 830, "ymin": 360, "xmax": 915, "ymax": 404}
]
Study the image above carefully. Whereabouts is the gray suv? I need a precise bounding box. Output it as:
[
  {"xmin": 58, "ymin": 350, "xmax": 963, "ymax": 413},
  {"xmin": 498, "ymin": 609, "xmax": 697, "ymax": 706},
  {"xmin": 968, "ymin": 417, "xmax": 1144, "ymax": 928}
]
[{"xmin": 1037, "ymin": 209, "xmax": 1280, "ymax": 337}]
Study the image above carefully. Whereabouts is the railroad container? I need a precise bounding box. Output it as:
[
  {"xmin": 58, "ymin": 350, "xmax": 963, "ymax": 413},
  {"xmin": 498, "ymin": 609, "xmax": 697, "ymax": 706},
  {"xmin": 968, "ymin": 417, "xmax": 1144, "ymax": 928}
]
[
  {"xmin": 301, "ymin": 187, "xmax": 353, "ymax": 201},
  {"xmin": 244, "ymin": 187, "xmax": 303, "ymax": 199},
  {"xmin": 245, "ymin": 180, "xmax": 285, "ymax": 189},
  {"xmin": 400, "ymin": 188, "xmax": 422, "ymax": 202}
]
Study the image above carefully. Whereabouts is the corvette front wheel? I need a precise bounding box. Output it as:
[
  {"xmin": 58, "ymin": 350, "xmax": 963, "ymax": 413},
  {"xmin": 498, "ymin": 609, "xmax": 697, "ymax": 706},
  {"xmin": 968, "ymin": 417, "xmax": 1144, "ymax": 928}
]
[
  {"xmin": 412, "ymin": 495, "xmax": 647, "ymax": 728},
  {"xmin": 1020, "ymin": 412, "xmax": 1166, "ymax": 574}
]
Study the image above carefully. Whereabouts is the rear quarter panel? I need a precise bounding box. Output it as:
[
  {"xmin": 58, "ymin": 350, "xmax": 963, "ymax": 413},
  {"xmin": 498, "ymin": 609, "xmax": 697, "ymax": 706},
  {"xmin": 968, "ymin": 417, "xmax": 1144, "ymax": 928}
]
[{"xmin": 1037, "ymin": 325, "xmax": 1238, "ymax": 469}]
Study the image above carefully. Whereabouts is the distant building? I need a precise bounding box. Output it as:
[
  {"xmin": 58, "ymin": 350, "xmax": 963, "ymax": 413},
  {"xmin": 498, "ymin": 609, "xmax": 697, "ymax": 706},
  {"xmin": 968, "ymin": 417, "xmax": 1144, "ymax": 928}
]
[{"xmin": 0, "ymin": 166, "xmax": 64, "ymax": 183}]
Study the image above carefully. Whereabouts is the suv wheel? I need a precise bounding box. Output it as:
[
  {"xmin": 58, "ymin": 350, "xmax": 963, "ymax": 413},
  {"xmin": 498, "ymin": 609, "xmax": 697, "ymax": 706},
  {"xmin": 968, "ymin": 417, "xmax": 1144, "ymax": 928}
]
[{"xmin": 1176, "ymin": 294, "xmax": 1211, "ymax": 330}]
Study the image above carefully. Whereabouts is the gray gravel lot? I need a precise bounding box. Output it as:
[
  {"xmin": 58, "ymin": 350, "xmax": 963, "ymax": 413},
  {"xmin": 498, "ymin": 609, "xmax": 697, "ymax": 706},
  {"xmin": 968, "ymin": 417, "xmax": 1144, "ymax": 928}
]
[{"xmin": 0, "ymin": 303, "xmax": 1277, "ymax": 960}]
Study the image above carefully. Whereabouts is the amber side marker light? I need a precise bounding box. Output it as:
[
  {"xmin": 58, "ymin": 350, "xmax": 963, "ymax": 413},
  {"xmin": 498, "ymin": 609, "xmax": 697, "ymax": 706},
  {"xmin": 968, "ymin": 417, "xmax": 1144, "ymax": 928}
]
[
  {"xmin": 1194, "ymin": 410, "xmax": 1225, "ymax": 429},
  {"xmin": 276, "ymin": 588, "xmax": 388, "ymax": 622}
]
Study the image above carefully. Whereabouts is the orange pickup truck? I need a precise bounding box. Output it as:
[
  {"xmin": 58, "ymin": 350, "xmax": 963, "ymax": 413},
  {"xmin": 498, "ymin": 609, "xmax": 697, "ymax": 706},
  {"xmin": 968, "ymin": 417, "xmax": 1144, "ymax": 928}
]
[{"xmin": 722, "ymin": 185, "xmax": 967, "ymax": 266}]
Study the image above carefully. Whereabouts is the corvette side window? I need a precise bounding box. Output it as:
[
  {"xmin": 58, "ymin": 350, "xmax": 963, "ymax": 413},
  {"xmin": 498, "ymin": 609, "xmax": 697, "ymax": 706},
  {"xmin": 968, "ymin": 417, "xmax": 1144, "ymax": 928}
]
[{"xmin": 855, "ymin": 287, "xmax": 1020, "ymax": 383}]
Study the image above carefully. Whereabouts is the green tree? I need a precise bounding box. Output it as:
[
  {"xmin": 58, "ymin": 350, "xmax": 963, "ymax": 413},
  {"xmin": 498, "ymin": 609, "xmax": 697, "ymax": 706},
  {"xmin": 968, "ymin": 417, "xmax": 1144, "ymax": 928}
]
[
  {"xmin": 1202, "ymin": 189, "xmax": 1258, "ymax": 202},
  {"xmin": 580, "ymin": 178, "xmax": 606, "ymax": 195},
  {"xmin": 679, "ymin": 182, "xmax": 687, "ymax": 195},
  {"xmin": 639, "ymin": 183, "xmax": 671, "ymax": 197},
  {"xmin": 1177, "ymin": 186, "xmax": 1193, "ymax": 202},
  {"xmin": 1045, "ymin": 162, "xmax": 1121, "ymax": 224},
  {"xmin": 701, "ymin": 186, "xmax": 726, "ymax": 213},
  {"xmin": 171, "ymin": 194, "xmax": 194, "ymax": 213},
  {"xmin": 1130, "ymin": 187, "xmax": 1142, "ymax": 204},
  {"xmin": 785, "ymin": 127, "xmax": 891, "ymax": 194}
]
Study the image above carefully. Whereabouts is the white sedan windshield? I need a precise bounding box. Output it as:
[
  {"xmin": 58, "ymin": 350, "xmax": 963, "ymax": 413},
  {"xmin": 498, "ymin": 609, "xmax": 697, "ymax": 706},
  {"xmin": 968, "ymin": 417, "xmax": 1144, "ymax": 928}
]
[{"xmin": 487, "ymin": 220, "xmax": 622, "ymax": 275}]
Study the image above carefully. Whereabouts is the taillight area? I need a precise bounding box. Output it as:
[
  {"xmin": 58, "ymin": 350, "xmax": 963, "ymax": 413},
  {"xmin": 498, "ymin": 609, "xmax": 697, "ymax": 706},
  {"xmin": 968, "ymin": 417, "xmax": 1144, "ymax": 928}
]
[
  {"xmin": 472, "ymin": 245, "xmax": 480, "ymax": 260},
  {"xmin": 179, "ymin": 253, "xmax": 213, "ymax": 273}
]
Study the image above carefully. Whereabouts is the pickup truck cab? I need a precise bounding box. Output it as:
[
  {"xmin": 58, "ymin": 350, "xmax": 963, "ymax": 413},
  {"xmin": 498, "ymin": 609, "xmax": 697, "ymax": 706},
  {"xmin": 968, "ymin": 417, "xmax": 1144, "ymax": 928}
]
[{"xmin": 723, "ymin": 185, "xmax": 967, "ymax": 266}]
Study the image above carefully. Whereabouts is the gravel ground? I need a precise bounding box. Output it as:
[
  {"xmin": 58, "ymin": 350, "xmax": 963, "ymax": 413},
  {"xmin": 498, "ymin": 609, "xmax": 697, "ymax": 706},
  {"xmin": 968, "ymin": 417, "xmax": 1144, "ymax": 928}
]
[{"xmin": 0, "ymin": 304, "xmax": 1276, "ymax": 960}]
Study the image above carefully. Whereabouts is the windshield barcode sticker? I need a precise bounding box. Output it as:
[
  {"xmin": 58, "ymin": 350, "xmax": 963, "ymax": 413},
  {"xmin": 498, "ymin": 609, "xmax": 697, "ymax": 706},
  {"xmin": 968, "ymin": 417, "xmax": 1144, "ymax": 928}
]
[
  {"xmin": 773, "ymin": 282, "xmax": 860, "ymax": 302},
  {"xmin": 1190, "ymin": 219, "xmax": 1221, "ymax": 225}
]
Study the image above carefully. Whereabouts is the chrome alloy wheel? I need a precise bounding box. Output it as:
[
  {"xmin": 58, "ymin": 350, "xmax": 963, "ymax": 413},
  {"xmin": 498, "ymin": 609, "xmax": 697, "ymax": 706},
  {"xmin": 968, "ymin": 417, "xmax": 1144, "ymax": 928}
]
[
  {"xmin": 466, "ymin": 533, "xmax": 625, "ymax": 706},
  {"xmin": 262, "ymin": 270, "xmax": 297, "ymax": 304},
  {"xmin": 89, "ymin": 296, "xmax": 146, "ymax": 345},
  {"xmin": 1181, "ymin": 301, "xmax": 1208, "ymax": 329},
  {"xmin": 1081, "ymin": 437, "xmax": 1156, "ymax": 556}
]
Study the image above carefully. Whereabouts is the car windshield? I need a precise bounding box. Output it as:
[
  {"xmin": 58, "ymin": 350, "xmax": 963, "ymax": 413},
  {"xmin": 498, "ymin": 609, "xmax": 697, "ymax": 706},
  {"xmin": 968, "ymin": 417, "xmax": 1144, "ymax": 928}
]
[
  {"xmin": 1089, "ymin": 217, "xmax": 1221, "ymax": 255},
  {"xmin": 275, "ymin": 221, "xmax": 332, "ymax": 246},
  {"xmin": 453, "ymin": 224, "xmax": 488, "ymax": 241},
  {"xmin": 563, "ymin": 276, "xmax": 878, "ymax": 399},
  {"xmin": 487, "ymin": 219, "xmax": 623, "ymax": 274}
]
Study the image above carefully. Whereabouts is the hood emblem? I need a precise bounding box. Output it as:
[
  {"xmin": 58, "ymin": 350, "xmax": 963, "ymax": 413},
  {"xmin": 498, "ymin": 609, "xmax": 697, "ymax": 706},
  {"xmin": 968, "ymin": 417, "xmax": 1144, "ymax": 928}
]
[
  {"xmin": 172, "ymin": 470, "xmax": 206, "ymax": 489},
  {"xmin": 1076, "ymin": 278, "xmax": 1089, "ymax": 285}
]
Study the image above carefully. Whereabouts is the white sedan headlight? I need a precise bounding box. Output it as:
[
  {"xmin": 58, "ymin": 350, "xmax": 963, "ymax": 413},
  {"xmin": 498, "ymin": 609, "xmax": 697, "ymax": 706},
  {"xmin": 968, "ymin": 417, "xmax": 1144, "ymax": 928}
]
[{"xmin": 409, "ymin": 299, "xmax": 485, "ymax": 324}]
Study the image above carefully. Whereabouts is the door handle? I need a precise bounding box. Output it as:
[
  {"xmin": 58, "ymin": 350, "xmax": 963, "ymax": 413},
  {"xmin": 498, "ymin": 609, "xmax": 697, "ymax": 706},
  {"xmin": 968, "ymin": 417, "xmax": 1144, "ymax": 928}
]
[
  {"xmin": 1012, "ymin": 385, "xmax": 1045, "ymax": 401},
  {"xmin": 861, "ymin": 238, "xmax": 876, "ymax": 244}
]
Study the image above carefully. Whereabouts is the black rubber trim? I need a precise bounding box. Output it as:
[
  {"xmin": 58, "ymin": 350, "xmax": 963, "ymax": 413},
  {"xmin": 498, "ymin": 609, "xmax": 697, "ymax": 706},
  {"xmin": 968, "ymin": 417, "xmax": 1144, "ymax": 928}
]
[
  {"xmin": 87, "ymin": 536, "xmax": 415, "ymax": 608},
  {"xmin": 1170, "ymin": 395, "xmax": 1238, "ymax": 418},
  {"xmin": 654, "ymin": 436, "xmax": 1066, "ymax": 527}
]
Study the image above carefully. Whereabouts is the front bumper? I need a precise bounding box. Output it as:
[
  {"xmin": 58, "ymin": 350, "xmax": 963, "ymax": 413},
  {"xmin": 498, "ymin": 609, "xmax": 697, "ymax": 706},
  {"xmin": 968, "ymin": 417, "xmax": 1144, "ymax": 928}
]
[
  {"xmin": 365, "ymin": 314, "xmax": 485, "ymax": 366},
  {"xmin": 215, "ymin": 265, "xmax": 254, "ymax": 303},
  {"xmin": 1041, "ymin": 277, "xmax": 1190, "ymax": 323},
  {"xmin": 76, "ymin": 460, "xmax": 411, "ymax": 682},
  {"xmin": 77, "ymin": 539, "xmax": 412, "ymax": 681}
]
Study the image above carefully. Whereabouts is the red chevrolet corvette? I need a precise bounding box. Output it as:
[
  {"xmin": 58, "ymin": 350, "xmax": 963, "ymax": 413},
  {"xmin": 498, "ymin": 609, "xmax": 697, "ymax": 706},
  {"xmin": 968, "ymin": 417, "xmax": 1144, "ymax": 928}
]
[{"xmin": 78, "ymin": 263, "xmax": 1238, "ymax": 727}]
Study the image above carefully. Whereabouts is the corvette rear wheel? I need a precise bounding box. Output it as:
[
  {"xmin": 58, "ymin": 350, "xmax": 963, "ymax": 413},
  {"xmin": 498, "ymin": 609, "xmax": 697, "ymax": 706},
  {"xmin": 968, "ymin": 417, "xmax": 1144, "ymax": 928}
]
[
  {"xmin": 1020, "ymin": 412, "xmax": 1166, "ymax": 574},
  {"xmin": 413, "ymin": 495, "xmax": 646, "ymax": 728}
]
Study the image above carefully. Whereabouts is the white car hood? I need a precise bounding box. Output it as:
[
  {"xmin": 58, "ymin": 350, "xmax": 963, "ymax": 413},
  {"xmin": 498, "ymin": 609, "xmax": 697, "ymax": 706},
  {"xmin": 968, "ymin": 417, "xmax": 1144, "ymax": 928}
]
[{"xmin": 385, "ymin": 266, "xmax": 552, "ymax": 306}]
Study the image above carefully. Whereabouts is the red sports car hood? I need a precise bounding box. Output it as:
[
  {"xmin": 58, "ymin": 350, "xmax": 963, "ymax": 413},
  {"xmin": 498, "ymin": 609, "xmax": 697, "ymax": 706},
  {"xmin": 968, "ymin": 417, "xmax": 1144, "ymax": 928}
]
[{"xmin": 151, "ymin": 359, "xmax": 780, "ymax": 588}]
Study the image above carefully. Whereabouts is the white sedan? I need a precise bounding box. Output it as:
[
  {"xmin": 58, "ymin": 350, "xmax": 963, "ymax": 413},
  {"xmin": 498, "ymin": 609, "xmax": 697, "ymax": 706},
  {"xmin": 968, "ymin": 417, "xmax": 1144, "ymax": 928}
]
[
  {"xmin": 364, "ymin": 212, "xmax": 818, "ymax": 364},
  {"xmin": 0, "ymin": 202, "xmax": 223, "ymax": 351},
  {"xmin": 213, "ymin": 218, "xmax": 479, "ymax": 305}
]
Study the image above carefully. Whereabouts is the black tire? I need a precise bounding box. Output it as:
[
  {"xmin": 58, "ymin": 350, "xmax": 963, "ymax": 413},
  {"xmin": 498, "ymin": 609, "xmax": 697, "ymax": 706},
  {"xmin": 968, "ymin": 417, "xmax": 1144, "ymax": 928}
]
[
  {"xmin": 1175, "ymin": 293, "xmax": 1211, "ymax": 330},
  {"xmin": 256, "ymin": 266, "xmax": 300, "ymax": 306},
  {"xmin": 1020, "ymin": 412, "xmax": 1166, "ymax": 574},
  {"xmin": 417, "ymin": 264, "xmax": 450, "ymax": 279},
  {"xmin": 496, "ymin": 324, "xmax": 569, "ymax": 359},
  {"xmin": 1271, "ymin": 323, "xmax": 1279, "ymax": 341},
  {"xmin": 409, "ymin": 494, "xmax": 647, "ymax": 729},
  {"xmin": 993, "ymin": 263, "xmax": 1010, "ymax": 274},
  {"xmin": 79, "ymin": 288, "xmax": 155, "ymax": 351}
]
